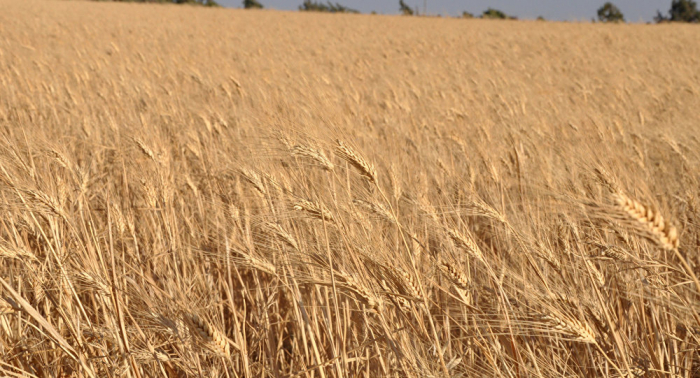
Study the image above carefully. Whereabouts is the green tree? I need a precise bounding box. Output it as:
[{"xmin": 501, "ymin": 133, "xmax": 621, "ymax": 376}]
[
  {"xmin": 94, "ymin": 0, "xmax": 220, "ymax": 4},
  {"xmin": 399, "ymin": 0, "xmax": 414, "ymax": 15},
  {"xmin": 299, "ymin": 0, "xmax": 358, "ymax": 13},
  {"xmin": 243, "ymin": 0, "xmax": 263, "ymax": 9},
  {"xmin": 669, "ymin": 0, "xmax": 700, "ymax": 21},
  {"xmin": 462, "ymin": 11, "xmax": 474, "ymax": 18},
  {"xmin": 597, "ymin": 2, "xmax": 625, "ymax": 22},
  {"xmin": 174, "ymin": 0, "xmax": 219, "ymax": 5},
  {"xmin": 481, "ymin": 8, "xmax": 507, "ymax": 19}
]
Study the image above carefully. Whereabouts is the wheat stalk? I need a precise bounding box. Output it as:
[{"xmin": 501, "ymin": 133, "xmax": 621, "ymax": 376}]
[{"xmin": 0, "ymin": 300, "xmax": 16, "ymax": 316}]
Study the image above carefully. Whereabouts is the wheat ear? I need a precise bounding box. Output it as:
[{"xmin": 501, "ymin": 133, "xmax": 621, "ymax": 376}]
[
  {"xmin": 239, "ymin": 167, "xmax": 267, "ymax": 195},
  {"xmin": 262, "ymin": 222, "xmax": 299, "ymax": 250},
  {"xmin": 185, "ymin": 313, "xmax": 230, "ymax": 357},
  {"xmin": 133, "ymin": 137, "xmax": 162, "ymax": 165},
  {"xmin": 446, "ymin": 227, "xmax": 484, "ymax": 262},
  {"xmin": 353, "ymin": 199, "xmax": 394, "ymax": 223},
  {"xmin": 394, "ymin": 267, "xmax": 422, "ymax": 299},
  {"xmin": 291, "ymin": 144, "xmax": 335, "ymax": 171},
  {"xmin": 541, "ymin": 312, "xmax": 597, "ymax": 344},
  {"xmin": 334, "ymin": 271, "xmax": 381, "ymax": 309},
  {"xmin": 613, "ymin": 193, "xmax": 678, "ymax": 250},
  {"xmin": 438, "ymin": 262, "xmax": 470, "ymax": 291},
  {"xmin": 334, "ymin": 139, "xmax": 377, "ymax": 184},
  {"xmin": 613, "ymin": 194, "xmax": 700, "ymax": 294},
  {"xmin": 293, "ymin": 198, "xmax": 335, "ymax": 223}
]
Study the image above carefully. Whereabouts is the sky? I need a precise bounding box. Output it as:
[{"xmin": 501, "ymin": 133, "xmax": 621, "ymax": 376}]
[{"xmin": 217, "ymin": 0, "xmax": 672, "ymax": 22}]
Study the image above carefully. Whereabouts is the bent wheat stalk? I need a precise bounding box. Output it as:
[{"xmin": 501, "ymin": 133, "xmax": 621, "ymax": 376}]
[
  {"xmin": 613, "ymin": 193, "xmax": 678, "ymax": 250},
  {"xmin": 613, "ymin": 193, "xmax": 700, "ymax": 295}
]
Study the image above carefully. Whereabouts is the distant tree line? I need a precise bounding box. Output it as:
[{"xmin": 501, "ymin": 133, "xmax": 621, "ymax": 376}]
[
  {"xmin": 93, "ymin": 0, "xmax": 220, "ymax": 6},
  {"xmin": 655, "ymin": 0, "xmax": 700, "ymax": 22},
  {"xmin": 298, "ymin": 0, "xmax": 358, "ymax": 13},
  {"xmin": 596, "ymin": 0, "xmax": 699, "ymax": 23},
  {"xmin": 92, "ymin": 0, "xmax": 700, "ymax": 23}
]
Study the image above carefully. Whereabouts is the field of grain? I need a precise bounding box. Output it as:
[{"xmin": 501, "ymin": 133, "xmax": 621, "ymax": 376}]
[{"xmin": 1, "ymin": 0, "xmax": 700, "ymax": 376}]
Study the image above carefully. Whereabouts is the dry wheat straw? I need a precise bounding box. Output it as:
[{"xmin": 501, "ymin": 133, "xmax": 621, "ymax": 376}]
[
  {"xmin": 75, "ymin": 271, "xmax": 111, "ymax": 296},
  {"xmin": 262, "ymin": 172, "xmax": 288, "ymax": 194},
  {"xmin": 0, "ymin": 300, "xmax": 15, "ymax": 315},
  {"xmin": 593, "ymin": 167, "xmax": 621, "ymax": 193},
  {"xmin": 23, "ymin": 189, "xmax": 66, "ymax": 219},
  {"xmin": 594, "ymin": 245, "xmax": 629, "ymax": 262},
  {"xmin": 585, "ymin": 259, "xmax": 605, "ymax": 288}
]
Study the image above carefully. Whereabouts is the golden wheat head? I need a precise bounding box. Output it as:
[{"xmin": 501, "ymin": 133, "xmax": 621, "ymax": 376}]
[
  {"xmin": 334, "ymin": 139, "xmax": 377, "ymax": 184},
  {"xmin": 185, "ymin": 313, "xmax": 230, "ymax": 357},
  {"xmin": 613, "ymin": 193, "xmax": 679, "ymax": 250}
]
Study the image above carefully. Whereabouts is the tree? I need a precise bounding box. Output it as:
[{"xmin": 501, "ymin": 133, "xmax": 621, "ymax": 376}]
[
  {"xmin": 481, "ymin": 8, "xmax": 507, "ymax": 19},
  {"xmin": 173, "ymin": 0, "xmax": 220, "ymax": 5},
  {"xmin": 669, "ymin": 0, "xmax": 700, "ymax": 21},
  {"xmin": 243, "ymin": 0, "xmax": 263, "ymax": 9},
  {"xmin": 462, "ymin": 11, "xmax": 474, "ymax": 19},
  {"xmin": 399, "ymin": 0, "xmax": 414, "ymax": 15},
  {"xmin": 597, "ymin": 2, "xmax": 625, "ymax": 22},
  {"xmin": 299, "ymin": 0, "xmax": 358, "ymax": 13},
  {"xmin": 93, "ymin": 0, "xmax": 220, "ymax": 4}
]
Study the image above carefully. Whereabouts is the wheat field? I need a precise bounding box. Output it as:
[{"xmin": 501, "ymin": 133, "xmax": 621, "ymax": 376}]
[{"xmin": 1, "ymin": 0, "xmax": 700, "ymax": 376}]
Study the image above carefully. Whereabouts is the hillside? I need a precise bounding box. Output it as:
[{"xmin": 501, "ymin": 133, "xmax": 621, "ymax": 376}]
[{"xmin": 1, "ymin": 0, "xmax": 700, "ymax": 376}]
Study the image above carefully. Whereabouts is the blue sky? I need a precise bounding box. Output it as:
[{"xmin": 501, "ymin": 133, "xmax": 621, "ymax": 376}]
[{"xmin": 218, "ymin": 0, "xmax": 672, "ymax": 22}]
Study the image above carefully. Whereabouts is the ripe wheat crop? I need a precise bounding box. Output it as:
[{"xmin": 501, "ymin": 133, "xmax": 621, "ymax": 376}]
[{"xmin": 1, "ymin": 0, "xmax": 700, "ymax": 376}]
